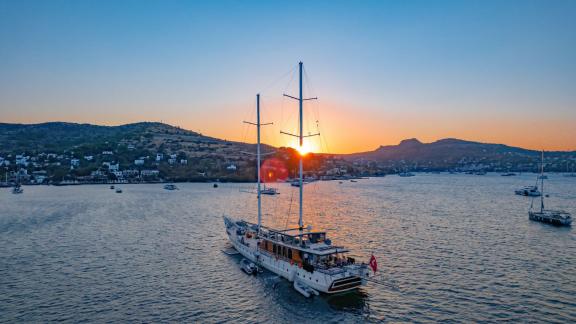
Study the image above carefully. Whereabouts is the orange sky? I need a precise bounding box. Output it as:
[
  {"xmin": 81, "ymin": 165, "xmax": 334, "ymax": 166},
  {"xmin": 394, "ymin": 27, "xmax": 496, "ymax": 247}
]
[
  {"xmin": 2, "ymin": 1, "xmax": 576, "ymax": 153},
  {"xmin": 6, "ymin": 100, "xmax": 573, "ymax": 154}
]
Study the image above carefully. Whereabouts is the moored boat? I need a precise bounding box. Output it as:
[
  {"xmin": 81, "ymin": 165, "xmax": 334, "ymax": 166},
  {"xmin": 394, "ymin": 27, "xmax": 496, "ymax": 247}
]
[
  {"xmin": 515, "ymin": 186, "xmax": 541, "ymax": 197},
  {"xmin": 240, "ymin": 258, "xmax": 259, "ymax": 275},
  {"xmin": 261, "ymin": 185, "xmax": 279, "ymax": 195},
  {"xmin": 223, "ymin": 63, "xmax": 373, "ymax": 295},
  {"xmin": 12, "ymin": 184, "xmax": 23, "ymax": 194},
  {"xmin": 528, "ymin": 151, "xmax": 572, "ymax": 226}
]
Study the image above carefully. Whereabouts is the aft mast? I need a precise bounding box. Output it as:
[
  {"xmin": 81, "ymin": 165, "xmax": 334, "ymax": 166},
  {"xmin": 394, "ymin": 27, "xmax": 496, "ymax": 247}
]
[
  {"xmin": 540, "ymin": 150, "xmax": 545, "ymax": 212},
  {"xmin": 244, "ymin": 94, "xmax": 272, "ymax": 232}
]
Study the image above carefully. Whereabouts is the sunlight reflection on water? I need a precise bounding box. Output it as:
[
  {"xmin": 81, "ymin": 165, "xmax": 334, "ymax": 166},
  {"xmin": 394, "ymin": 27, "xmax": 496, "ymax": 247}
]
[{"xmin": 1, "ymin": 174, "xmax": 575, "ymax": 322}]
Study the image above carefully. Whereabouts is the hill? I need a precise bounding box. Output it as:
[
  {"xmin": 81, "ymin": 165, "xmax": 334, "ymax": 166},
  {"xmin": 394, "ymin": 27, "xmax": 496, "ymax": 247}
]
[
  {"xmin": 0, "ymin": 122, "xmax": 278, "ymax": 182},
  {"xmin": 342, "ymin": 138, "xmax": 576, "ymax": 172}
]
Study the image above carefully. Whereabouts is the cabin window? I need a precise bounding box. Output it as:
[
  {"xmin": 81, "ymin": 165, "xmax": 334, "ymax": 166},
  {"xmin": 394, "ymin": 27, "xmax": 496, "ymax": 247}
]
[
  {"xmin": 282, "ymin": 246, "xmax": 287, "ymax": 257},
  {"xmin": 288, "ymin": 249, "xmax": 293, "ymax": 259},
  {"xmin": 273, "ymin": 244, "xmax": 276, "ymax": 254}
]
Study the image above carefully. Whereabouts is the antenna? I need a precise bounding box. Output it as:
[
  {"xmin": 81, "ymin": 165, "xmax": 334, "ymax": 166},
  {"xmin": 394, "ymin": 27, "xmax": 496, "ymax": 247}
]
[
  {"xmin": 281, "ymin": 62, "xmax": 319, "ymax": 230},
  {"xmin": 244, "ymin": 94, "xmax": 273, "ymax": 232}
]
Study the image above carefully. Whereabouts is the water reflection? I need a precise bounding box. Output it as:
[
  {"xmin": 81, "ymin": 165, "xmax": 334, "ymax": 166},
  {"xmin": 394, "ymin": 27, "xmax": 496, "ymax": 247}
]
[{"xmin": 0, "ymin": 174, "xmax": 575, "ymax": 322}]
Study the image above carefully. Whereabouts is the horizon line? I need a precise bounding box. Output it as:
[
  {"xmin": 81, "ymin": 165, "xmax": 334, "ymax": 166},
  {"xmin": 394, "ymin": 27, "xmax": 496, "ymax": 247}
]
[{"xmin": 2, "ymin": 119, "xmax": 575, "ymax": 154}]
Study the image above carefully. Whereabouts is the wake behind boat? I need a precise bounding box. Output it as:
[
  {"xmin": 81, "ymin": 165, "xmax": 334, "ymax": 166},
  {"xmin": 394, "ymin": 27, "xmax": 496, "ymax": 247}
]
[{"xmin": 223, "ymin": 62, "xmax": 374, "ymax": 296}]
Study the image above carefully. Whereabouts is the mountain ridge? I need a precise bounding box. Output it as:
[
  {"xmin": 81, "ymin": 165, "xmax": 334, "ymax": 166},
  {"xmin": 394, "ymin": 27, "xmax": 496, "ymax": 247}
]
[{"xmin": 2, "ymin": 121, "xmax": 574, "ymax": 155}]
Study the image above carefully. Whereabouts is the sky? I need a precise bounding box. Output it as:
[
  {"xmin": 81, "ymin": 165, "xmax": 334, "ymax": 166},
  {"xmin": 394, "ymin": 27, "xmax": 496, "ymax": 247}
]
[{"xmin": 1, "ymin": 0, "xmax": 575, "ymax": 153}]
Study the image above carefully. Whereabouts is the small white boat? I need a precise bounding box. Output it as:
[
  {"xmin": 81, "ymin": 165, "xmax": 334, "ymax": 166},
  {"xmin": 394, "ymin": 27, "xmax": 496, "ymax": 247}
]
[
  {"xmin": 240, "ymin": 258, "xmax": 258, "ymax": 275},
  {"xmin": 115, "ymin": 188, "xmax": 122, "ymax": 193},
  {"xmin": 398, "ymin": 172, "xmax": 414, "ymax": 177},
  {"xmin": 12, "ymin": 185, "xmax": 23, "ymax": 194},
  {"xmin": 294, "ymin": 280, "xmax": 320, "ymax": 298},
  {"xmin": 515, "ymin": 186, "xmax": 541, "ymax": 197},
  {"xmin": 261, "ymin": 185, "xmax": 279, "ymax": 195},
  {"xmin": 501, "ymin": 172, "xmax": 516, "ymax": 176},
  {"xmin": 164, "ymin": 184, "xmax": 178, "ymax": 190}
]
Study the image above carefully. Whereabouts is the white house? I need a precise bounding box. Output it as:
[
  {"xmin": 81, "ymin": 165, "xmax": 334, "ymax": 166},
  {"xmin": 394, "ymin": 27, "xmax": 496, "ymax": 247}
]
[
  {"xmin": 102, "ymin": 151, "xmax": 113, "ymax": 155},
  {"xmin": 108, "ymin": 163, "xmax": 120, "ymax": 171},
  {"xmin": 156, "ymin": 153, "xmax": 164, "ymax": 161},
  {"xmin": 227, "ymin": 164, "xmax": 237, "ymax": 171},
  {"xmin": 134, "ymin": 159, "xmax": 145, "ymax": 166},
  {"xmin": 71, "ymin": 159, "xmax": 80, "ymax": 167},
  {"xmin": 16, "ymin": 155, "xmax": 29, "ymax": 167},
  {"xmin": 140, "ymin": 170, "xmax": 159, "ymax": 176},
  {"xmin": 84, "ymin": 155, "xmax": 94, "ymax": 161},
  {"xmin": 168, "ymin": 158, "xmax": 177, "ymax": 165},
  {"xmin": 180, "ymin": 159, "xmax": 188, "ymax": 165},
  {"xmin": 122, "ymin": 169, "xmax": 139, "ymax": 177},
  {"xmin": 91, "ymin": 170, "xmax": 106, "ymax": 177}
]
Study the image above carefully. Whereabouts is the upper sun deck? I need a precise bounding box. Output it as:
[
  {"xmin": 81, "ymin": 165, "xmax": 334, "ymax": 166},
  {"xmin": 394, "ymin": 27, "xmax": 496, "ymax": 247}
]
[{"xmin": 233, "ymin": 220, "xmax": 349, "ymax": 256}]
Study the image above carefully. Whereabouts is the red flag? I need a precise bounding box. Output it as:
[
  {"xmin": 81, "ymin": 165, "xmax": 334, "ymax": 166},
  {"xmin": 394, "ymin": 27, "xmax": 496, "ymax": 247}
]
[{"xmin": 369, "ymin": 254, "xmax": 378, "ymax": 273}]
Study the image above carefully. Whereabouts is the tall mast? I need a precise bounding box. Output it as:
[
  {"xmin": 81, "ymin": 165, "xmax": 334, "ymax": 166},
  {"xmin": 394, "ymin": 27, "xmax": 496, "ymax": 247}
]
[
  {"xmin": 298, "ymin": 62, "xmax": 304, "ymax": 230},
  {"xmin": 540, "ymin": 150, "xmax": 545, "ymax": 212},
  {"xmin": 244, "ymin": 94, "xmax": 272, "ymax": 232},
  {"xmin": 281, "ymin": 62, "xmax": 318, "ymax": 231},
  {"xmin": 257, "ymin": 94, "xmax": 262, "ymax": 230}
]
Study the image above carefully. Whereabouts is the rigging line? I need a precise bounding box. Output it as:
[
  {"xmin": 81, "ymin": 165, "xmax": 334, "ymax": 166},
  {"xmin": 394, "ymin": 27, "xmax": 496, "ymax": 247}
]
[
  {"xmin": 259, "ymin": 64, "xmax": 298, "ymax": 95},
  {"xmin": 285, "ymin": 184, "xmax": 296, "ymax": 230},
  {"xmin": 279, "ymin": 67, "xmax": 298, "ymax": 133}
]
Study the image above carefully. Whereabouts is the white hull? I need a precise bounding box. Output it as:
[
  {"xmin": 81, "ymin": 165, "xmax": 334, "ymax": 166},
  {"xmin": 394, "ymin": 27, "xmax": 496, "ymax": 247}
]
[{"xmin": 529, "ymin": 210, "xmax": 572, "ymax": 226}]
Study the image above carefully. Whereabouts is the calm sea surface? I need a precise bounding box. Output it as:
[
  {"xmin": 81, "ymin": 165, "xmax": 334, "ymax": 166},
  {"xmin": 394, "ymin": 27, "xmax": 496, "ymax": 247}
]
[{"xmin": 1, "ymin": 174, "xmax": 575, "ymax": 323}]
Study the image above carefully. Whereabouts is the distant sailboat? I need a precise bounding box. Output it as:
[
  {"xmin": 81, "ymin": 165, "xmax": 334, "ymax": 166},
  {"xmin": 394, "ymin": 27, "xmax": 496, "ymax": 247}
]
[{"xmin": 528, "ymin": 151, "xmax": 572, "ymax": 226}]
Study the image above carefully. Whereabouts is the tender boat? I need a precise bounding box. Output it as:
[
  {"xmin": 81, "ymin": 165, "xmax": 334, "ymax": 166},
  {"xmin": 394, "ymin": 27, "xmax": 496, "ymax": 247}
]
[
  {"xmin": 528, "ymin": 151, "xmax": 572, "ymax": 226},
  {"xmin": 115, "ymin": 188, "xmax": 122, "ymax": 193},
  {"xmin": 260, "ymin": 185, "xmax": 279, "ymax": 195},
  {"xmin": 164, "ymin": 184, "xmax": 178, "ymax": 190},
  {"xmin": 294, "ymin": 280, "xmax": 320, "ymax": 298},
  {"xmin": 501, "ymin": 172, "xmax": 516, "ymax": 176},
  {"xmin": 224, "ymin": 63, "xmax": 372, "ymax": 296},
  {"xmin": 110, "ymin": 185, "xmax": 115, "ymax": 189},
  {"xmin": 12, "ymin": 185, "xmax": 23, "ymax": 194},
  {"xmin": 515, "ymin": 186, "xmax": 541, "ymax": 197},
  {"xmin": 240, "ymin": 258, "xmax": 258, "ymax": 275}
]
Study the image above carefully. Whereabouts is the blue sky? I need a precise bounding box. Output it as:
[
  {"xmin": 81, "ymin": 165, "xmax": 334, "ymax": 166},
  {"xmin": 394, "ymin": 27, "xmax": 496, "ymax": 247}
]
[{"xmin": 1, "ymin": 0, "xmax": 575, "ymax": 152}]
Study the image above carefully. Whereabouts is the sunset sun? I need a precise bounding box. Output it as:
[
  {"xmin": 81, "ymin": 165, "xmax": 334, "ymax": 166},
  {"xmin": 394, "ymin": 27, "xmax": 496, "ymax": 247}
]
[{"xmin": 294, "ymin": 141, "xmax": 316, "ymax": 156}]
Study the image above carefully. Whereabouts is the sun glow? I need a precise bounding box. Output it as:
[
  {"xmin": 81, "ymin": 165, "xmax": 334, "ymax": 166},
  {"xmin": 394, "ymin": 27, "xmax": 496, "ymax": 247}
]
[{"xmin": 294, "ymin": 141, "xmax": 316, "ymax": 156}]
